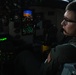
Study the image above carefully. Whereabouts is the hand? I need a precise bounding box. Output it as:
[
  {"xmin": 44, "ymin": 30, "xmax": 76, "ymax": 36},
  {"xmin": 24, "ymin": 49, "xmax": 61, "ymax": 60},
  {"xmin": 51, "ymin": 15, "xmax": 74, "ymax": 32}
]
[{"xmin": 47, "ymin": 53, "xmax": 52, "ymax": 63}]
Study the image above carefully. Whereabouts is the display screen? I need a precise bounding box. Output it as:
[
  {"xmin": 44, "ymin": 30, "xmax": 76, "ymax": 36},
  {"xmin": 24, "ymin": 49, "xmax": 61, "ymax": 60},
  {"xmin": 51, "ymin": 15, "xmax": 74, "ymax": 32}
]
[
  {"xmin": 23, "ymin": 10, "xmax": 32, "ymax": 17},
  {"xmin": 22, "ymin": 25, "xmax": 33, "ymax": 35},
  {"xmin": 22, "ymin": 10, "xmax": 33, "ymax": 35}
]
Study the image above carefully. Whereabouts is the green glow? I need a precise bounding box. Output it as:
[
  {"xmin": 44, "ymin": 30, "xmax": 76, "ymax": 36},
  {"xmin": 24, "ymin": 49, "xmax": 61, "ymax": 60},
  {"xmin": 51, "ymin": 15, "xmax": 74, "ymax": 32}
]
[
  {"xmin": 23, "ymin": 26, "xmax": 33, "ymax": 33},
  {"xmin": 0, "ymin": 37, "xmax": 7, "ymax": 41}
]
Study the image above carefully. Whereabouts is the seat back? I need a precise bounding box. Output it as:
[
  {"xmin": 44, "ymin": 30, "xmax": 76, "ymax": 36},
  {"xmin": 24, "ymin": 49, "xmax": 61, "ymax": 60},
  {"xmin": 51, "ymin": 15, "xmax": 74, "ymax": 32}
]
[{"xmin": 61, "ymin": 63, "xmax": 76, "ymax": 75}]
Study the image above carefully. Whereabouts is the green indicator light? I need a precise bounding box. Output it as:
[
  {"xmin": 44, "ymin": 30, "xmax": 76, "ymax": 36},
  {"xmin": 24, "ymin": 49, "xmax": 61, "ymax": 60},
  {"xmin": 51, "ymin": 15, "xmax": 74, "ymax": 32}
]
[{"xmin": 0, "ymin": 37, "xmax": 7, "ymax": 41}]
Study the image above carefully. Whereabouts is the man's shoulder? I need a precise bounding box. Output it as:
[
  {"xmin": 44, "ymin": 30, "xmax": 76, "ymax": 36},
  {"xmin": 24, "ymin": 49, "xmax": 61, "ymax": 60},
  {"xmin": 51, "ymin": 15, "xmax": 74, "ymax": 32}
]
[
  {"xmin": 56, "ymin": 41, "xmax": 76, "ymax": 50},
  {"xmin": 51, "ymin": 43, "xmax": 76, "ymax": 57},
  {"xmin": 50, "ymin": 43, "xmax": 76, "ymax": 63}
]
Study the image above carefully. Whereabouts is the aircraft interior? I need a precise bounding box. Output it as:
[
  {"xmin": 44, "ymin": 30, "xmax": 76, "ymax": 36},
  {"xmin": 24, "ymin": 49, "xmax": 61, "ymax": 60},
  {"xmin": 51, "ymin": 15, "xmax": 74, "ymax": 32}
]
[{"xmin": 0, "ymin": 0, "xmax": 76, "ymax": 75}]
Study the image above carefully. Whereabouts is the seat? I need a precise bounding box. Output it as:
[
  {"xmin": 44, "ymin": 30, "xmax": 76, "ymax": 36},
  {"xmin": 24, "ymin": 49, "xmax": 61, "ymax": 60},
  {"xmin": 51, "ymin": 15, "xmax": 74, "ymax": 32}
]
[{"xmin": 61, "ymin": 63, "xmax": 76, "ymax": 75}]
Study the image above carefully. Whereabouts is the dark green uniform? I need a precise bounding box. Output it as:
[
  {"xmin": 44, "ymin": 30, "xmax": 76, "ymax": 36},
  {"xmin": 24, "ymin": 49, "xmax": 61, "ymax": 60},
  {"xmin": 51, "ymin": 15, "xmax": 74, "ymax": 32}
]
[{"xmin": 40, "ymin": 37, "xmax": 76, "ymax": 75}]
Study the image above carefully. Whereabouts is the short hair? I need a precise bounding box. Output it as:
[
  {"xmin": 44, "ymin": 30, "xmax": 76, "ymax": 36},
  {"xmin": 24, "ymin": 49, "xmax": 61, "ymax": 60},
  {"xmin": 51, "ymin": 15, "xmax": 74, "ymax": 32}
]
[{"xmin": 66, "ymin": 1, "xmax": 76, "ymax": 12}]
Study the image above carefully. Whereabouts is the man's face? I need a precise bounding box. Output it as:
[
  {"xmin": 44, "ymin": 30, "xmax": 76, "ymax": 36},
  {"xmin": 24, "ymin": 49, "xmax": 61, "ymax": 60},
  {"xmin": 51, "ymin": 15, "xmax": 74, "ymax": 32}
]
[{"xmin": 61, "ymin": 10, "xmax": 76, "ymax": 36}]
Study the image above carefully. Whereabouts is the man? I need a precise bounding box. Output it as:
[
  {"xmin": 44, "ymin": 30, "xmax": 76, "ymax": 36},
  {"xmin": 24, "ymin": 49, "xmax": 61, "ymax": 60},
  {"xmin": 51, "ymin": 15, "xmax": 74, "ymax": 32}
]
[
  {"xmin": 14, "ymin": 1, "xmax": 76, "ymax": 75},
  {"xmin": 40, "ymin": 1, "xmax": 76, "ymax": 75}
]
